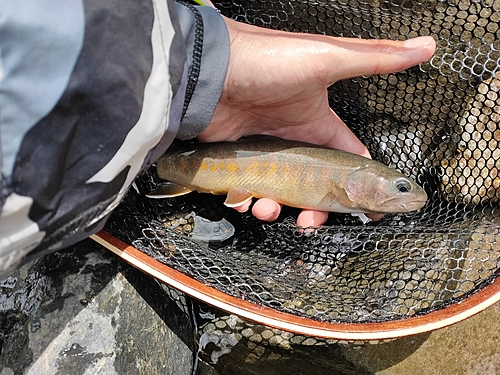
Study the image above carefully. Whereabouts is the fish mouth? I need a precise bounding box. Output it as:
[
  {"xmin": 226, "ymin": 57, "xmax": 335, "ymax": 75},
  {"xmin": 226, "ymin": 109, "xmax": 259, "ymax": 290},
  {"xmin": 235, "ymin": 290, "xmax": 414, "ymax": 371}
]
[
  {"xmin": 376, "ymin": 196, "xmax": 427, "ymax": 213},
  {"xmin": 397, "ymin": 201, "xmax": 426, "ymax": 212},
  {"xmin": 393, "ymin": 199, "xmax": 427, "ymax": 212}
]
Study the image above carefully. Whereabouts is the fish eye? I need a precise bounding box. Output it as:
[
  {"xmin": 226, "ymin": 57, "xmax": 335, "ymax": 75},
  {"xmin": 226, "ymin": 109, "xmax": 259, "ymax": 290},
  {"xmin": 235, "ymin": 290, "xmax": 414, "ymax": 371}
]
[{"xmin": 395, "ymin": 178, "xmax": 412, "ymax": 193}]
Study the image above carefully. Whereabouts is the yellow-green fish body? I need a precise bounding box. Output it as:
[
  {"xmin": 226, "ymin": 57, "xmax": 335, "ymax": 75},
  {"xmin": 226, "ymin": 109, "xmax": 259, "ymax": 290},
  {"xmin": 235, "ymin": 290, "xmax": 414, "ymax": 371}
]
[{"xmin": 150, "ymin": 138, "xmax": 427, "ymax": 214}]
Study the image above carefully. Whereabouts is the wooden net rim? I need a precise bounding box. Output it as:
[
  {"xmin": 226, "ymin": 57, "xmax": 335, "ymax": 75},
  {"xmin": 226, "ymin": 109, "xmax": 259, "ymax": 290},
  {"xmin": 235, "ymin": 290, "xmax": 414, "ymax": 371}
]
[{"xmin": 91, "ymin": 230, "xmax": 500, "ymax": 340}]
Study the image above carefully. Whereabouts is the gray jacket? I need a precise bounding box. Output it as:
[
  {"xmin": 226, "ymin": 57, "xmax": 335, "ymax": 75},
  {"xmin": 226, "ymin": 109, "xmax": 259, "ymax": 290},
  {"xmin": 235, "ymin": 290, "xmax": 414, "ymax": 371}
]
[{"xmin": 0, "ymin": 0, "xmax": 229, "ymax": 275}]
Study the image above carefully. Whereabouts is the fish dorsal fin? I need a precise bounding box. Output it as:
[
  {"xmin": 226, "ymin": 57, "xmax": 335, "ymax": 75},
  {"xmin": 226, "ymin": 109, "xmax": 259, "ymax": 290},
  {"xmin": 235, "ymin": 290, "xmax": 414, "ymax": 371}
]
[
  {"xmin": 224, "ymin": 189, "xmax": 253, "ymax": 207},
  {"xmin": 146, "ymin": 182, "xmax": 194, "ymax": 198}
]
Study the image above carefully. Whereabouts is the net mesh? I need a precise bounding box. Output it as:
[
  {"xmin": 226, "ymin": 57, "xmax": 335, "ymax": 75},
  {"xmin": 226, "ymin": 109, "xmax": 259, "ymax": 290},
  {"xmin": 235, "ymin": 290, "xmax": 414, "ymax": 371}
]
[{"xmin": 105, "ymin": 0, "xmax": 500, "ymax": 325}]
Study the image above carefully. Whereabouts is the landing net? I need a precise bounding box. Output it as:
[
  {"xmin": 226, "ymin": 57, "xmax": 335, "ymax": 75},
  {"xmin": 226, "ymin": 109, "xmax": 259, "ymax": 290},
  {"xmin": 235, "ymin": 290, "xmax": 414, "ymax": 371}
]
[{"xmin": 105, "ymin": 0, "xmax": 500, "ymax": 327}]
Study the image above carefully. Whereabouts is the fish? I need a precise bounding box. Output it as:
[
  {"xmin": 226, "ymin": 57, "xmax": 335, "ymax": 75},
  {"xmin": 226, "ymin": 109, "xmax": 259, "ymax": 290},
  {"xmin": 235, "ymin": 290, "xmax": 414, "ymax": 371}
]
[{"xmin": 148, "ymin": 137, "xmax": 428, "ymax": 214}]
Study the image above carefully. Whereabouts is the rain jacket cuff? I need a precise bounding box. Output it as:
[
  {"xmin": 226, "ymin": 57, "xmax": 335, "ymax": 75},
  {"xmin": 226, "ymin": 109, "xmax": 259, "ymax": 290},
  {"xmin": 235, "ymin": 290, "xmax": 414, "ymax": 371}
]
[{"xmin": 174, "ymin": 3, "xmax": 229, "ymax": 140}]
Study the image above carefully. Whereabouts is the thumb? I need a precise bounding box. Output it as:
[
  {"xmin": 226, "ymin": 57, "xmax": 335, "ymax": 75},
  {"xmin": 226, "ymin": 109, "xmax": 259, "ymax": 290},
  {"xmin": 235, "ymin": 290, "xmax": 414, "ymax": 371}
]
[{"xmin": 320, "ymin": 110, "xmax": 372, "ymax": 158}]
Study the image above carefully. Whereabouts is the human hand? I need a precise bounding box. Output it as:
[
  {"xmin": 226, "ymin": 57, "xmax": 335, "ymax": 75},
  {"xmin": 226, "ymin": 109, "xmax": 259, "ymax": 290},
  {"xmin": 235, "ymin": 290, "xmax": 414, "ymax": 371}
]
[{"xmin": 198, "ymin": 17, "xmax": 436, "ymax": 227}]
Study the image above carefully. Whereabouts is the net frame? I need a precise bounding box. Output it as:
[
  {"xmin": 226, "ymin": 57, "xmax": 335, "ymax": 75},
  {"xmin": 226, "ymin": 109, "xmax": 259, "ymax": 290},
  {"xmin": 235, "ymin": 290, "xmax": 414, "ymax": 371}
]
[
  {"xmin": 94, "ymin": 0, "xmax": 500, "ymax": 340},
  {"xmin": 92, "ymin": 231, "xmax": 500, "ymax": 339}
]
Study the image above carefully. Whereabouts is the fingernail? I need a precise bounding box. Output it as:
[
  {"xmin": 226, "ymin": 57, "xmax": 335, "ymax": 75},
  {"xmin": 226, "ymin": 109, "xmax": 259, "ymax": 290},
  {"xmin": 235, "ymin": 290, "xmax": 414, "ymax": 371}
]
[{"xmin": 403, "ymin": 36, "xmax": 434, "ymax": 49}]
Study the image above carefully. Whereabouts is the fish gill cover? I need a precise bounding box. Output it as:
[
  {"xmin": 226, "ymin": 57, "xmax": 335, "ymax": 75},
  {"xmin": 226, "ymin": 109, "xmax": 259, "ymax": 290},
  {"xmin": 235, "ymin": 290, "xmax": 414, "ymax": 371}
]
[{"xmin": 105, "ymin": 0, "xmax": 500, "ymax": 324}]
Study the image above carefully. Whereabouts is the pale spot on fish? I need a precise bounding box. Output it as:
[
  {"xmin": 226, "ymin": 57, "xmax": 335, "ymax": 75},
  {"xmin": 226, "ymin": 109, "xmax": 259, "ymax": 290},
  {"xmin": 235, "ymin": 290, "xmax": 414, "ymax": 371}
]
[
  {"xmin": 236, "ymin": 150, "xmax": 266, "ymax": 158},
  {"xmin": 179, "ymin": 150, "xmax": 196, "ymax": 156}
]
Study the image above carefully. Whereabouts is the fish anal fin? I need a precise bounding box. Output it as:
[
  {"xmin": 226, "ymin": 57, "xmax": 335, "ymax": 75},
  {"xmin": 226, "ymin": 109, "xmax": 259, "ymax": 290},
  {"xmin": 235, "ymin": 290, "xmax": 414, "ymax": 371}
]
[
  {"xmin": 224, "ymin": 189, "xmax": 253, "ymax": 207},
  {"xmin": 146, "ymin": 182, "xmax": 194, "ymax": 199}
]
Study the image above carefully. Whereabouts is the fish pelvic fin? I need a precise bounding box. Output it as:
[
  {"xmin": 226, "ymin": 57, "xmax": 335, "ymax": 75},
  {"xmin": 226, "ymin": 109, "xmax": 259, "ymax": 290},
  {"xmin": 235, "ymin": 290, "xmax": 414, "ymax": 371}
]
[
  {"xmin": 224, "ymin": 188, "xmax": 253, "ymax": 208},
  {"xmin": 146, "ymin": 182, "xmax": 194, "ymax": 199}
]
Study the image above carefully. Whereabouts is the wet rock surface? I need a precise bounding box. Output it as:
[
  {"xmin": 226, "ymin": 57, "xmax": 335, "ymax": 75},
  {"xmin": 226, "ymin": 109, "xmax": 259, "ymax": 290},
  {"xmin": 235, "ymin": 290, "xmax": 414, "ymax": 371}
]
[
  {"xmin": 0, "ymin": 240, "xmax": 194, "ymax": 375},
  {"xmin": 2, "ymin": 238, "xmax": 500, "ymax": 375}
]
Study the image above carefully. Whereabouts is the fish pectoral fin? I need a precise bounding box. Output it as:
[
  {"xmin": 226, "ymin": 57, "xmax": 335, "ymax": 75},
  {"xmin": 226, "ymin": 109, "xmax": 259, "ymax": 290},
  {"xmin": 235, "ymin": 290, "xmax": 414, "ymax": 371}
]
[
  {"xmin": 146, "ymin": 182, "xmax": 194, "ymax": 199},
  {"xmin": 224, "ymin": 188, "xmax": 253, "ymax": 207},
  {"xmin": 319, "ymin": 190, "xmax": 353, "ymax": 213}
]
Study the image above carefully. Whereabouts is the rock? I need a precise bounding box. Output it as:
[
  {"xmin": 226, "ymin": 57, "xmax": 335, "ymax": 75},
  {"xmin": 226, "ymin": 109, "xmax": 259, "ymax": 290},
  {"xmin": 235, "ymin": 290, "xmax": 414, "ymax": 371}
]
[
  {"xmin": 5, "ymin": 238, "xmax": 500, "ymax": 375},
  {"xmin": 0, "ymin": 239, "xmax": 194, "ymax": 375}
]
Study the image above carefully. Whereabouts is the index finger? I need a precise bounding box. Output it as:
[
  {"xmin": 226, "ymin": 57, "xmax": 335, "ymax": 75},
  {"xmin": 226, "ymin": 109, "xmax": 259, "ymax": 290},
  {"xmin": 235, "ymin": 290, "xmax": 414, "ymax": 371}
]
[{"xmin": 323, "ymin": 36, "xmax": 436, "ymax": 83}]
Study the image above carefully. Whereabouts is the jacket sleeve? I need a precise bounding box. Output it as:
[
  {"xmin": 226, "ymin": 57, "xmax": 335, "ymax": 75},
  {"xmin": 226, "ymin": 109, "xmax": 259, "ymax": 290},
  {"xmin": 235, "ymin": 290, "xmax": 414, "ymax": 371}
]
[{"xmin": 0, "ymin": 0, "xmax": 229, "ymax": 276}]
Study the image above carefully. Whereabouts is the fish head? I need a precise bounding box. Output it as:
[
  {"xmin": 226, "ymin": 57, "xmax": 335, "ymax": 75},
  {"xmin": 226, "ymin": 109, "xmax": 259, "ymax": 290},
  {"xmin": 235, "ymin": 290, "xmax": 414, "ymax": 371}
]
[{"xmin": 344, "ymin": 167, "xmax": 428, "ymax": 213}]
